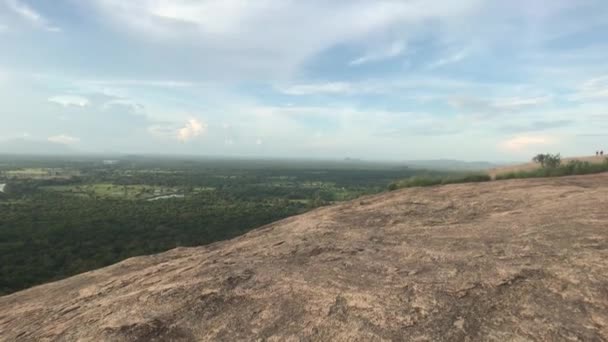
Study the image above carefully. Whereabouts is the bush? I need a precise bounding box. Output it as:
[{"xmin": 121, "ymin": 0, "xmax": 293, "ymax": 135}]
[
  {"xmin": 403, "ymin": 176, "xmax": 444, "ymax": 187},
  {"xmin": 390, "ymin": 173, "xmax": 491, "ymax": 189},
  {"xmin": 440, "ymin": 174, "xmax": 492, "ymax": 185},
  {"xmin": 533, "ymin": 153, "xmax": 561, "ymax": 169}
]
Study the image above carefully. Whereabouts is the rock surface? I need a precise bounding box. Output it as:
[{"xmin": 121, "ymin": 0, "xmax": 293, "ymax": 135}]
[{"xmin": 2, "ymin": 174, "xmax": 608, "ymax": 341}]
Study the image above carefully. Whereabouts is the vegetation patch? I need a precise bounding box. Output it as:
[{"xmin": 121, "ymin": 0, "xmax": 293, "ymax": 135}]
[
  {"xmin": 496, "ymin": 155, "xmax": 608, "ymax": 180},
  {"xmin": 388, "ymin": 173, "xmax": 491, "ymax": 190},
  {"xmin": 390, "ymin": 154, "xmax": 608, "ymax": 189},
  {"xmin": 0, "ymin": 156, "xmax": 424, "ymax": 295}
]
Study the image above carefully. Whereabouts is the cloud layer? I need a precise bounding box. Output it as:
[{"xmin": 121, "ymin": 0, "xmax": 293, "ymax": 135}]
[
  {"xmin": 5, "ymin": 0, "xmax": 60, "ymax": 31},
  {"xmin": 1, "ymin": 0, "xmax": 608, "ymax": 160},
  {"xmin": 500, "ymin": 135, "xmax": 555, "ymax": 152},
  {"xmin": 48, "ymin": 134, "xmax": 80, "ymax": 145}
]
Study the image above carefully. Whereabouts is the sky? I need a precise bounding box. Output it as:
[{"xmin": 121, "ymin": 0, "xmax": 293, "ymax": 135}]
[{"xmin": 1, "ymin": 0, "xmax": 608, "ymax": 161}]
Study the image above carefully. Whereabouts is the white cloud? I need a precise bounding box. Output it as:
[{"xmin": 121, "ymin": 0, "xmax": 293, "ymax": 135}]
[
  {"xmin": 255, "ymin": 138, "xmax": 263, "ymax": 145},
  {"xmin": 148, "ymin": 118, "xmax": 208, "ymax": 141},
  {"xmin": 81, "ymin": 79, "xmax": 201, "ymax": 88},
  {"xmin": 101, "ymin": 99, "xmax": 144, "ymax": 112},
  {"xmin": 48, "ymin": 95, "xmax": 90, "ymax": 107},
  {"xmin": 499, "ymin": 135, "xmax": 554, "ymax": 151},
  {"xmin": 177, "ymin": 118, "xmax": 207, "ymax": 141},
  {"xmin": 48, "ymin": 134, "xmax": 80, "ymax": 145},
  {"xmin": 449, "ymin": 94, "xmax": 552, "ymax": 114},
  {"xmin": 492, "ymin": 96, "xmax": 552, "ymax": 110},
  {"xmin": 350, "ymin": 41, "xmax": 407, "ymax": 66},
  {"xmin": 278, "ymin": 82, "xmax": 357, "ymax": 96},
  {"xmin": 569, "ymin": 76, "xmax": 608, "ymax": 101},
  {"xmin": 93, "ymin": 0, "xmax": 484, "ymax": 35},
  {"xmin": 4, "ymin": 1, "xmax": 606, "ymax": 160},
  {"xmin": 277, "ymin": 76, "xmax": 477, "ymax": 97},
  {"xmin": 5, "ymin": 0, "xmax": 60, "ymax": 31},
  {"xmin": 90, "ymin": 0, "xmax": 484, "ymax": 78},
  {"xmin": 429, "ymin": 49, "xmax": 469, "ymax": 69}
]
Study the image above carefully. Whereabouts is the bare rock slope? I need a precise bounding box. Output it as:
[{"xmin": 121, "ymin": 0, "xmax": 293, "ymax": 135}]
[{"xmin": 2, "ymin": 174, "xmax": 608, "ymax": 341}]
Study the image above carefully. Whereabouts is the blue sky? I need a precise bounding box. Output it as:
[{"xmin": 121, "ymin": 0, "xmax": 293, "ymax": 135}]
[{"xmin": 1, "ymin": 0, "xmax": 608, "ymax": 161}]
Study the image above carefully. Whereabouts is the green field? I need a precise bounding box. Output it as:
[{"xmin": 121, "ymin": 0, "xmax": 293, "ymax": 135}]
[{"xmin": 2, "ymin": 168, "xmax": 81, "ymax": 180}]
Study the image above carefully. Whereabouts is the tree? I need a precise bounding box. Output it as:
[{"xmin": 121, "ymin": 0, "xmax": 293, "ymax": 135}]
[
  {"xmin": 532, "ymin": 154, "xmax": 546, "ymax": 166},
  {"xmin": 545, "ymin": 154, "xmax": 561, "ymax": 168},
  {"xmin": 533, "ymin": 153, "xmax": 561, "ymax": 169}
]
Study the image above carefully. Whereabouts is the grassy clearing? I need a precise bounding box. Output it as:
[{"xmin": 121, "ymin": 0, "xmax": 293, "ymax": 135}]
[
  {"xmin": 41, "ymin": 183, "xmax": 181, "ymax": 200},
  {"xmin": 2, "ymin": 168, "xmax": 81, "ymax": 180},
  {"xmin": 6, "ymin": 168, "xmax": 49, "ymax": 175},
  {"xmin": 496, "ymin": 158, "xmax": 608, "ymax": 180},
  {"xmin": 193, "ymin": 186, "xmax": 215, "ymax": 192}
]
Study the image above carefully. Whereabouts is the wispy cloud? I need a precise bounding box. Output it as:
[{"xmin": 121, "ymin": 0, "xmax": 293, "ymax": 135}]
[
  {"xmin": 48, "ymin": 95, "xmax": 90, "ymax": 107},
  {"xmin": 498, "ymin": 120, "xmax": 573, "ymax": 134},
  {"xmin": 48, "ymin": 134, "xmax": 80, "ymax": 145},
  {"xmin": 569, "ymin": 75, "xmax": 608, "ymax": 101},
  {"xmin": 81, "ymin": 79, "xmax": 203, "ymax": 88},
  {"xmin": 350, "ymin": 41, "xmax": 407, "ymax": 66},
  {"xmin": 89, "ymin": 0, "xmax": 484, "ymax": 79},
  {"xmin": 499, "ymin": 135, "xmax": 555, "ymax": 151},
  {"xmin": 492, "ymin": 96, "xmax": 552, "ymax": 110},
  {"xmin": 277, "ymin": 77, "xmax": 474, "ymax": 96},
  {"xmin": 5, "ymin": 0, "xmax": 60, "ymax": 31},
  {"xmin": 428, "ymin": 49, "xmax": 469, "ymax": 69},
  {"xmin": 449, "ymin": 95, "xmax": 553, "ymax": 115},
  {"xmin": 278, "ymin": 82, "xmax": 357, "ymax": 96}
]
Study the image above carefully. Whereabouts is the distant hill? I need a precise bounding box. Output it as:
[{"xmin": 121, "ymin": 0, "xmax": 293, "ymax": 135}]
[
  {"xmin": 2, "ymin": 173, "xmax": 608, "ymax": 340},
  {"xmin": 403, "ymin": 159, "xmax": 500, "ymax": 171},
  {"xmin": 0, "ymin": 139, "xmax": 75, "ymax": 155}
]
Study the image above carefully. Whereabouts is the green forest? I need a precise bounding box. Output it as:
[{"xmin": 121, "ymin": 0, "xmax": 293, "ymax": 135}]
[{"xmin": 0, "ymin": 155, "xmax": 450, "ymax": 295}]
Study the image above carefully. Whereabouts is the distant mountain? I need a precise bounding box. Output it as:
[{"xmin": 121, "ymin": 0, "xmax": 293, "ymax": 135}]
[
  {"xmin": 403, "ymin": 159, "xmax": 500, "ymax": 171},
  {"xmin": 0, "ymin": 139, "xmax": 75, "ymax": 155}
]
